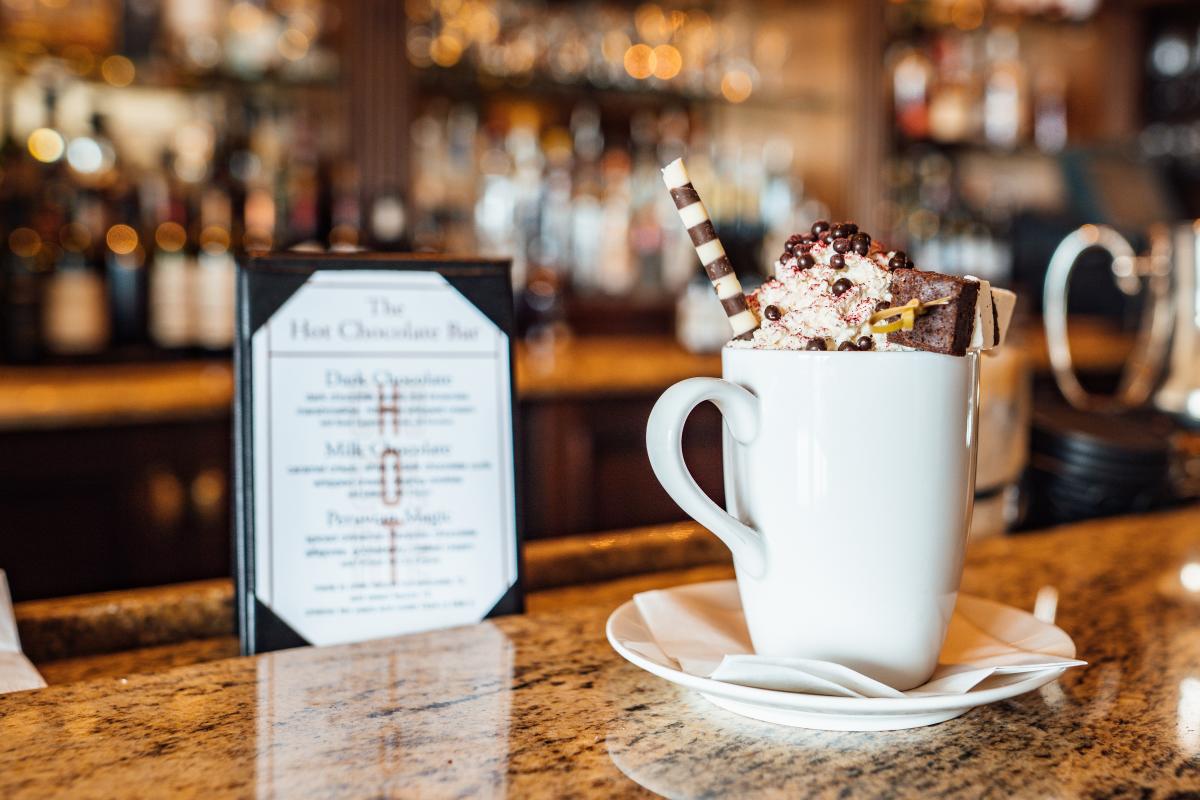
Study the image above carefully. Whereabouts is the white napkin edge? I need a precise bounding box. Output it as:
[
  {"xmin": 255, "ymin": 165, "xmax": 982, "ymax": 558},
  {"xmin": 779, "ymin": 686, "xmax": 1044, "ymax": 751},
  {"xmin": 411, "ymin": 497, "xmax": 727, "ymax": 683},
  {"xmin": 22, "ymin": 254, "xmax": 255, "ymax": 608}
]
[
  {"xmin": 946, "ymin": 606, "xmax": 1079, "ymax": 663},
  {"xmin": 707, "ymin": 654, "xmax": 1086, "ymax": 699},
  {"xmin": 0, "ymin": 571, "xmax": 45, "ymax": 693},
  {"xmin": 626, "ymin": 585, "xmax": 1087, "ymax": 699},
  {"xmin": 0, "ymin": 570, "xmax": 20, "ymax": 654},
  {"xmin": 0, "ymin": 652, "xmax": 46, "ymax": 694},
  {"xmin": 632, "ymin": 590, "xmax": 750, "ymax": 664},
  {"xmin": 911, "ymin": 659, "xmax": 1086, "ymax": 696},
  {"xmin": 709, "ymin": 654, "xmax": 905, "ymax": 699}
]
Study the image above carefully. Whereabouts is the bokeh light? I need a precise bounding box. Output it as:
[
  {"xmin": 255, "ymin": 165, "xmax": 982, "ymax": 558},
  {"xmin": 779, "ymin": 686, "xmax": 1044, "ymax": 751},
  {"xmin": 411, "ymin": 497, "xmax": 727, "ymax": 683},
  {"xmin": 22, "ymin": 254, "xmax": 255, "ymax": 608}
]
[
  {"xmin": 66, "ymin": 137, "xmax": 103, "ymax": 174},
  {"xmin": 651, "ymin": 44, "xmax": 681, "ymax": 79},
  {"xmin": 430, "ymin": 32, "xmax": 464, "ymax": 67},
  {"xmin": 229, "ymin": 1, "xmax": 267, "ymax": 34},
  {"xmin": 8, "ymin": 227, "xmax": 41, "ymax": 258},
  {"xmin": 720, "ymin": 69, "xmax": 753, "ymax": 103},
  {"xmin": 277, "ymin": 28, "xmax": 311, "ymax": 61},
  {"xmin": 106, "ymin": 225, "xmax": 139, "ymax": 255},
  {"xmin": 27, "ymin": 128, "xmax": 65, "ymax": 163},
  {"xmin": 623, "ymin": 43, "xmax": 655, "ymax": 80},
  {"xmin": 200, "ymin": 225, "xmax": 232, "ymax": 254},
  {"xmin": 100, "ymin": 55, "xmax": 135, "ymax": 87},
  {"xmin": 602, "ymin": 30, "xmax": 631, "ymax": 65},
  {"xmin": 155, "ymin": 222, "xmax": 187, "ymax": 253}
]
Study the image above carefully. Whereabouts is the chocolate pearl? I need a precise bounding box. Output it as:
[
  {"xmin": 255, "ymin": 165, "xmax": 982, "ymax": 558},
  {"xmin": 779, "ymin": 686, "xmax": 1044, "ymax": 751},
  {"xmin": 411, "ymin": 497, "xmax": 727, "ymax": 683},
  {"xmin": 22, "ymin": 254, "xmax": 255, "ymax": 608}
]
[
  {"xmin": 805, "ymin": 338, "xmax": 827, "ymax": 351},
  {"xmin": 831, "ymin": 277, "xmax": 852, "ymax": 296},
  {"xmin": 831, "ymin": 223, "xmax": 850, "ymax": 239},
  {"xmin": 888, "ymin": 251, "xmax": 907, "ymax": 270},
  {"xmin": 829, "ymin": 253, "xmax": 846, "ymax": 269},
  {"xmin": 837, "ymin": 341, "xmax": 856, "ymax": 351},
  {"xmin": 797, "ymin": 253, "xmax": 815, "ymax": 269},
  {"xmin": 764, "ymin": 304, "xmax": 781, "ymax": 321},
  {"xmin": 852, "ymin": 234, "xmax": 871, "ymax": 256},
  {"xmin": 784, "ymin": 234, "xmax": 805, "ymax": 253},
  {"xmin": 833, "ymin": 237, "xmax": 851, "ymax": 254},
  {"xmin": 844, "ymin": 222, "xmax": 859, "ymax": 236},
  {"xmin": 906, "ymin": 257, "xmax": 916, "ymax": 270},
  {"xmin": 811, "ymin": 220, "xmax": 830, "ymax": 236},
  {"xmin": 857, "ymin": 336, "xmax": 874, "ymax": 350},
  {"xmin": 818, "ymin": 231, "xmax": 833, "ymax": 245}
]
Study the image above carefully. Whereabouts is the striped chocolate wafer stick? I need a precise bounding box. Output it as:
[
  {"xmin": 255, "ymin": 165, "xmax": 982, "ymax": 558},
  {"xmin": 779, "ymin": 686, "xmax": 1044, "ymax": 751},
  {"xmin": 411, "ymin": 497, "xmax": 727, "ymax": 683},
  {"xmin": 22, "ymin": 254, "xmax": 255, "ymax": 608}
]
[{"xmin": 661, "ymin": 158, "xmax": 759, "ymax": 339}]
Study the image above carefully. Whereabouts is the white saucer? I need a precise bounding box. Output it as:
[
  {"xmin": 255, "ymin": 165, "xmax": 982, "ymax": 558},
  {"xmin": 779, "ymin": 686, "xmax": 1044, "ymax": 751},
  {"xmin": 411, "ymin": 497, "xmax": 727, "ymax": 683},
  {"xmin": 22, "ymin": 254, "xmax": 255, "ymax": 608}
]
[{"xmin": 606, "ymin": 581, "xmax": 1077, "ymax": 731}]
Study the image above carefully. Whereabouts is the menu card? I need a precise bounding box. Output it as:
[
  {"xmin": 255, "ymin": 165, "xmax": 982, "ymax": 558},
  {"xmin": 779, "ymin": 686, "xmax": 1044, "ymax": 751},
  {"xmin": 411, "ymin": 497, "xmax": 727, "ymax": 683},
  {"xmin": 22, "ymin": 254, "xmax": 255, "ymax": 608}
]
[{"xmin": 234, "ymin": 255, "xmax": 522, "ymax": 654}]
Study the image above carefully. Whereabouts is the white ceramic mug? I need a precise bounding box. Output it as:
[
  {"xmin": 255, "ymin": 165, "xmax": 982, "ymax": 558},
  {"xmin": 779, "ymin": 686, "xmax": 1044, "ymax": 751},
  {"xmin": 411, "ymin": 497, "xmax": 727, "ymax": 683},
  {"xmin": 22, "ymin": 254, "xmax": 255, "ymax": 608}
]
[{"xmin": 646, "ymin": 349, "xmax": 980, "ymax": 690}]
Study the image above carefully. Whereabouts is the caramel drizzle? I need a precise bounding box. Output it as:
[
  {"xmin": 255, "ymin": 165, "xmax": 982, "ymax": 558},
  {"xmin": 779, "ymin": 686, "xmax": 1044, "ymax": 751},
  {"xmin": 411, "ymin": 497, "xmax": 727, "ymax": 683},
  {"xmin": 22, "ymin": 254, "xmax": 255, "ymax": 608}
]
[{"xmin": 869, "ymin": 295, "xmax": 952, "ymax": 334}]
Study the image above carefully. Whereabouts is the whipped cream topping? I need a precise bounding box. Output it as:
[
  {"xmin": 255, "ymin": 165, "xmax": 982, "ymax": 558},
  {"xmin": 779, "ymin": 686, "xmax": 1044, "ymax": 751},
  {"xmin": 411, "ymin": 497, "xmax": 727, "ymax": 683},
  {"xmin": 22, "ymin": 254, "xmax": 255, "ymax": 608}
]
[{"xmin": 732, "ymin": 240, "xmax": 909, "ymax": 351}]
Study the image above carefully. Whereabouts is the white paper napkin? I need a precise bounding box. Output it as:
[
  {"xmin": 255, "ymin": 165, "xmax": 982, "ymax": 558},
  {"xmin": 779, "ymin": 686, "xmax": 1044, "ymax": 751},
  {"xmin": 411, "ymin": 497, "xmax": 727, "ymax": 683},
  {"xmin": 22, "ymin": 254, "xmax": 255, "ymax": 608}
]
[
  {"xmin": 0, "ymin": 571, "xmax": 46, "ymax": 694},
  {"xmin": 632, "ymin": 583, "xmax": 1085, "ymax": 699}
]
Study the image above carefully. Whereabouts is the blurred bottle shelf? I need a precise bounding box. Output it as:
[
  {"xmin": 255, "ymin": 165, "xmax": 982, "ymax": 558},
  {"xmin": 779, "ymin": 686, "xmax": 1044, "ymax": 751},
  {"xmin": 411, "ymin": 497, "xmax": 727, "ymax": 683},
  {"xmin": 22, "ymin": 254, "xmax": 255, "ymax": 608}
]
[
  {"xmin": 414, "ymin": 64, "xmax": 838, "ymax": 116},
  {"xmin": 0, "ymin": 0, "xmax": 1176, "ymax": 370},
  {"xmin": 0, "ymin": 319, "xmax": 1135, "ymax": 432},
  {"xmin": 0, "ymin": 70, "xmax": 341, "ymax": 97}
]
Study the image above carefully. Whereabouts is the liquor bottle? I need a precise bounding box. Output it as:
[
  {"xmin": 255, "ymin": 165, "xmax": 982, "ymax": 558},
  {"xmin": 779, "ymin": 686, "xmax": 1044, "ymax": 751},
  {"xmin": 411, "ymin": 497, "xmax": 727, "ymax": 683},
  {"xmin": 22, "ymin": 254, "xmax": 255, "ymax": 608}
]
[
  {"xmin": 328, "ymin": 160, "xmax": 362, "ymax": 252},
  {"xmin": 983, "ymin": 28, "xmax": 1025, "ymax": 150},
  {"xmin": 148, "ymin": 151, "xmax": 195, "ymax": 349},
  {"xmin": 474, "ymin": 132, "xmax": 519, "ymax": 281},
  {"xmin": 42, "ymin": 104, "xmax": 115, "ymax": 357},
  {"xmin": 31, "ymin": 88, "xmax": 92, "ymax": 359},
  {"xmin": 891, "ymin": 45, "xmax": 933, "ymax": 141},
  {"xmin": 597, "ymin": 149, "xmax": 634, "ymax": 294},
  {"xmin": 568, "ymin": 105, "xmax": 603, "ymax": 291},
  {"xmin": 282, "ymin": 113, "xmax": 321, "ymax": 249},
  {"xmin": 1033, "ymin": 71, "xmax": 1067, "ymax": 154},
  {"xmin": 629, "ymin": 117, "xmax": 665, "ymax": 290},
  {"xmin": 367, "ymin": 189, "xmax": 407, "ymax": 251},
  {"xmin": 97, "ymin": 111, "xmax": 148, "ymax": 347},
  {"xmin": 121, "ymin": 0, "xmax": 161, "ymax": 62},
  {"xmin": 2, "ymin": 227, "xmax": 43, "ymax": 363},
  {"xmin": 161, "ymin": 0, "xmax": 221, "ymax": 75},
  {"xmin": 1, "ymin": 84, "xmax": 44, "ymax": 362},
  {"xmin": 42, "ymin": 199, "xmax": 109, "ymax": 356},
  {"xmin": 193, "ymin": 183, "xmax": 236, "ymax": 351}
]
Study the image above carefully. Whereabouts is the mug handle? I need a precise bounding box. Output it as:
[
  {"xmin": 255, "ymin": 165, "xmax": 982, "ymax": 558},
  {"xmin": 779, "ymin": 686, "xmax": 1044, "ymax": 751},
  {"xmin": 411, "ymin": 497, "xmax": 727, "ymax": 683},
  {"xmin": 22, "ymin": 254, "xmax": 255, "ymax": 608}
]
[
  {"xmin": 646, "ymin": 377, "xmax": 767, "ymax": 578},
  {"xmin": 1044, "ymin": 224, "xmax": 1173, "ymax": 411}
]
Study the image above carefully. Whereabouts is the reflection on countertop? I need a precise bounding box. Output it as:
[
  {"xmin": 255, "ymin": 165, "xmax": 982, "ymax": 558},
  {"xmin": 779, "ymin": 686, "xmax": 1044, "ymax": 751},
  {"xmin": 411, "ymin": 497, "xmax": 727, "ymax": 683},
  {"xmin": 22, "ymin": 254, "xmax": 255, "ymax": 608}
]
[
  {"xmin": 0, "ymin": 320, "xmax": 1132, "ymax": 429},
  {"xmin": 2, "ymin": 506, "xmax": 1200, "ymax": 797}
]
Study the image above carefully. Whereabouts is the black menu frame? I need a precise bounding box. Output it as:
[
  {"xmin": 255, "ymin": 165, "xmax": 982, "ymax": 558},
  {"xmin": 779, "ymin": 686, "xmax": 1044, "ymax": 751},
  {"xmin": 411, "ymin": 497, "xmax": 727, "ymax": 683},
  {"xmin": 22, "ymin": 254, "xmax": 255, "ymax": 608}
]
[{"xmin": 234, "ymin": 253, "xmax": 524, "ymax": 655}]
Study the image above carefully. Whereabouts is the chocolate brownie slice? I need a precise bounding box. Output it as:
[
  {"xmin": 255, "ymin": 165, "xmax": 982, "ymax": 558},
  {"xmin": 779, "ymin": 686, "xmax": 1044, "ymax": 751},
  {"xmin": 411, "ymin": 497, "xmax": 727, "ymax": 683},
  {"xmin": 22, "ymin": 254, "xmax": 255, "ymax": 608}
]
[{"xmin": 887, "ymin": 269, "xmax": 981, "ymax": 356}]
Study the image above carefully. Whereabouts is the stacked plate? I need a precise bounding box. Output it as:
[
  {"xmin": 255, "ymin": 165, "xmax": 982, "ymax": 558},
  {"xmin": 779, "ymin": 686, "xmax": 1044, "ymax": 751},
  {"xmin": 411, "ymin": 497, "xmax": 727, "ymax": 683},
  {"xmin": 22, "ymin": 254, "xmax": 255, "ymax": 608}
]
[{"xmin": 1026, "ymin": 404, "xmax": 1175, "ymax": 527}]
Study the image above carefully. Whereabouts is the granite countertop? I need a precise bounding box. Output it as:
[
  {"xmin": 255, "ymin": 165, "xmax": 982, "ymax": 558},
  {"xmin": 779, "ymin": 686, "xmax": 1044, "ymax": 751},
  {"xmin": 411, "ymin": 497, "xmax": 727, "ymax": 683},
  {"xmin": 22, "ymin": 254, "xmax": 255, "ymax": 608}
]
[
  {"xmin": 0, "ymin": 322, "xmax": 1130, "ymax": 429},
  {"xmin": 15, "ymin": 521, "xmax": 727, "ymax": 666},
  {"xmin": 4, "ymin": 507, "xmax": 1200, "ymax": 798}
]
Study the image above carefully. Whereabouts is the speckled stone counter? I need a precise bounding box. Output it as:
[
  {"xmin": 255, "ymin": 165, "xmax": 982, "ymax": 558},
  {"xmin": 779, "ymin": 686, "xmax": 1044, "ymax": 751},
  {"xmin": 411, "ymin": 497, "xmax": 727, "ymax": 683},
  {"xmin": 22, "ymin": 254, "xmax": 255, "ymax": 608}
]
[
  {"xmin": 4, "ymin": 507, "xmax": 1200, "ymax": 798},
  {"xmin": 15, "ymin": 521, "xmax": 728, "ymax": 666}
]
